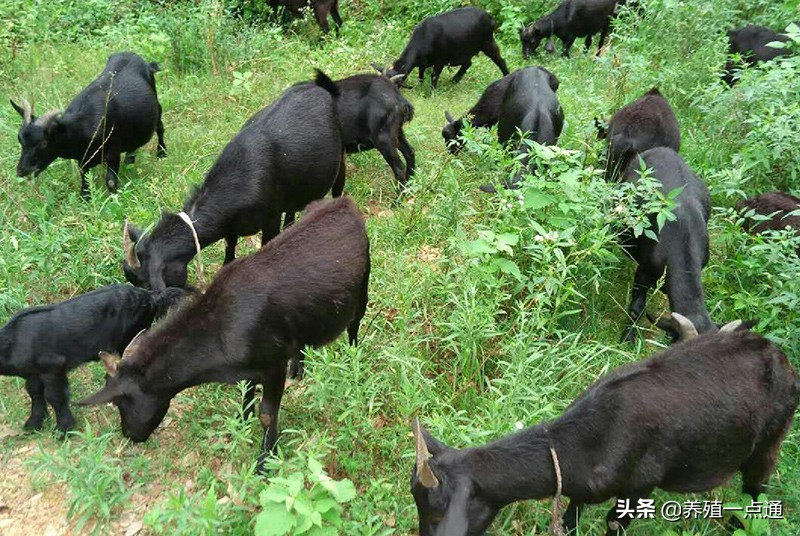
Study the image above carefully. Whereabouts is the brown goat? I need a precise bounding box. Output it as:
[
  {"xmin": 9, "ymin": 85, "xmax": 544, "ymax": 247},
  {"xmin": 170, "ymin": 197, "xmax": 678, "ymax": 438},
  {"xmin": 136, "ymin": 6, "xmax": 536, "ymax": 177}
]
[{"xmin": 81, "ymin": 196, "xmax": 370, "ymax": 473}]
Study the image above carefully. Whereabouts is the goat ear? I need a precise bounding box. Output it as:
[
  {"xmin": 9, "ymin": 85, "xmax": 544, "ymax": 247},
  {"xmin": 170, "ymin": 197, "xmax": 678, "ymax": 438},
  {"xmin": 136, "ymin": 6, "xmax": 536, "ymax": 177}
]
[
  {"xmin": 10, "ymin": 97, "xmax": 33, "ymax": 123},
  {"xmin": 122, "ymin": 329, "xmax": 148, "ymax": 360},
  {"xmin": 76, "ymin": 380, "xmax": 126, "ymax": 406},
  {"xmin": 437, "ymin": 483, "xmax": 473, "ymax": 536},
  {"xmin": 98, "ymin": 351, "xmax": 121, "ymax": 377},
  {"xmin": 123, "ymin": 220, "xmax": 142, "ymax": 269},
  {"xmin": 371, "ymin": 62, "xmax": 386, "ymax": 75},
  {"xmin": 413, "ymin": 418, "xmax": 440, "ymax": 488},
  {"xmin": 445, "ymin": 111, "xmax": 455, "ymax": 124}
]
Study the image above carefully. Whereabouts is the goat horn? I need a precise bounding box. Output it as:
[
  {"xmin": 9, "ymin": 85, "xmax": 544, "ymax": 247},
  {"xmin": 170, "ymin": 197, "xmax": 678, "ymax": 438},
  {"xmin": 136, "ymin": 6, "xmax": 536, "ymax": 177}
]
[
  {"xmin": 720, "ymin": 319, "xmax": 743, "ymax": 333},
  {"xmin": 123, "ymin": 220, "xmax": 141, "ymax": 269},
  {"xmin": 20, "ymin": 97, "xmax": 33, "ymax": 124},
  {"xmin": 389, "ymin": 74, "xmax": 405, "ymax": 84},
  {"xmin": 122, "ymin": 329, "xmax": 147, "ymax": 361},
  {"xmin": 670, "ymin": 312, "xmax": 698, "ymax": 341},
  {"xmin": 98, "ymin": 351, "xmax": 120, "ymax": 377},
  {"xmin": 444, "ymin": 111, "xmax": 455, "ymax": 124},
  {"xmin": 412, "ymin": 418, "xmax": 439, "ymax": 489}
]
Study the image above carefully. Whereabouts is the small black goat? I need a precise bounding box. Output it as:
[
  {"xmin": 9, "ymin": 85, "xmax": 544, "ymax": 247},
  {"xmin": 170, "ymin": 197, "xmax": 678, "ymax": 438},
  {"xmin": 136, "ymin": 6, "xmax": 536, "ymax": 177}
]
[
  {"xmin": 724, "ymin": 25, "xmax": 790, "ymax": 85},
  {"xmin": 11, "ymin": 52, "xmax": 166, "ymax": 199},
  {"xmin": 737, "ymin": 191, "xmax": 800, "ymax": 254},
  {"xmin": 521, "ymin": 0, "xmax": 619, "ymax": 59},
  {"xmin": 123, "ymin": 71, "xmax": 344, "ymax": 292},
  {"xmin": 442, "ymin": 74, "xmax": 514, "ymax": 154},
  {"xmin": 335, "ymin": 74, "xmax": 415, "ymax": 189},
  {"xmin": 81, "ymin": 197, "xmax": 370, "ymax": 473},
  {"xmin": 481, "ymin": 67, "xmax": 563, "ymax": 193},
  {"xmin": 377, "ymin": 7, "xmax": 509, "ymax": 89},
  {"xmin": 267, "ymin": 0, "xmax": 343, "ymax": 34},
  {"xmin": 598, "ymin": 88, "xmax": 681, "ymax": 181},
  {"xmin": 620, "ymin": 147, "xmax": 715, "ymax": 342},
  {"xmin": 412, "ymin": 322, "xmax": 800, "ymax": 536},
  {"xmin": 0, "ymin": 285, "xmax": 185, "ymax": 433}
]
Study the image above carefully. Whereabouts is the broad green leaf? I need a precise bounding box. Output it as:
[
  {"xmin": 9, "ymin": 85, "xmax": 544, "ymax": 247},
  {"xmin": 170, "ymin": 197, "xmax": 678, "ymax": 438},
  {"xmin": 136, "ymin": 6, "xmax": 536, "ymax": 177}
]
[
  {"xmin": 493, "ymin": 258, "xmax": 522, "ymax": 280},
  {"xmin": 524, "ymin": 189, "xmax": 556, "ymax": 210},
  {"xmin": 254, "ymin": 502, "xmax": 296, "ymax": 536}
]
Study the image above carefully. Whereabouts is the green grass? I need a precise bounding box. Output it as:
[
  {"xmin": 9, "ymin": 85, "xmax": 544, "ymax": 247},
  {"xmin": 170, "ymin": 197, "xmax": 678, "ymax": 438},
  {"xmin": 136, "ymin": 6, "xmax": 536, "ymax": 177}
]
[{"xmin": 1, "ymin": 0, "xmax": 800, "ymax": 534}]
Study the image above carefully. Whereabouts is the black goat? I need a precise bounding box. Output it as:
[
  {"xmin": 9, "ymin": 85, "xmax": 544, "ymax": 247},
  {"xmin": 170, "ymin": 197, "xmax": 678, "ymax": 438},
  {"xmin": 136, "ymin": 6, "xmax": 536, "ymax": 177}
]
[
  {"xmin": 598, "ymin": 88, "xmax": 681, "ymax": 181},
  {"xmin": 11, "ymin": 52, "xmax": 166, "ymax": 199},
  {"xmin": 620, "ymin": 147, "xmax": 715, "ymax": 343},
  {"xmin": 123, "ymin": 71, "xmax": 344, "ymax": 292},
  {"xmin": 81, "ymin": 197, "xmax": 370, "ymax": 473},
  {"xmin": 521, "ymin": 0, "xmax": 619, "ymax": 59},
  {"xmin": 0, "ymin": 285, "xmax": 185, "ymax": 434},
  {"xmin": 412, "ymin": 322, "xmax": 800, "ymax": 536},
  {"xmin": 737, "ymin": 191, "xmax": 800, "ymax": 254},
  {"xmin": 335, "ymin": 74, "xmax": 415, "ymax": 189},
  {"xmin": 377, "ymin": 7, "xmax": 509, "ymax": 89},
  {"xmin": 267, "ymin": 0, "xmax": 343, "ymax": 34},
  {"xmin": 724, "ymin": 25, "xmax": 790, "ymax": 85},
  {"xmin": 442, "ymin": 73, "xmax": 514, "ymax": 154},
  {"xmin": 480, "ymin": 67, "xmax": 563, "ymax": 193}
]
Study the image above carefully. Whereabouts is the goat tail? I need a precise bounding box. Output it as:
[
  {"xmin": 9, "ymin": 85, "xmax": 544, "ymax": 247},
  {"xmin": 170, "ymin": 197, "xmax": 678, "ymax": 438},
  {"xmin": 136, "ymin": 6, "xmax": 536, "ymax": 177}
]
[
  {"xmin": 314, "ymin": 69, "xmax": 341, "ymax": 98},
  {"xmin": 152, "ymin": 287, "xmax": 190, "ymax": 319},
  {"xmin": 149, "ymin": 62, "xmax": 162, "ymax": 73}
]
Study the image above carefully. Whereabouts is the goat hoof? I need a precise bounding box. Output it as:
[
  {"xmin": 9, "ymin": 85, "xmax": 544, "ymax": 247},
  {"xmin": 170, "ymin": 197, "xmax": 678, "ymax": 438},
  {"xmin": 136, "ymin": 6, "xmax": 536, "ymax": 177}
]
[
  {"xmin": 23, "ymin": 416, "xmax": 46, "ymax": 431},
  {"xmin": 157, "ymin": 148, "xmax": 167, "ymax": 159},
  {"xmin": 106, "ymin": 178, "xmax": 118, "ymax": 192}
]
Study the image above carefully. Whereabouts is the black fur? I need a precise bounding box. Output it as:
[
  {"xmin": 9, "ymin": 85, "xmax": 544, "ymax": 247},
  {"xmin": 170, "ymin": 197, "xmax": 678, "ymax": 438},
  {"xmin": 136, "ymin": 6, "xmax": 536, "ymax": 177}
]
[
  {"xmin": 724, "ymin": 25, "xmax": 790, "ymax": 85},
  {"xmin": 737, "ymin": 191, "xmax": 800, "ymax": 255},
  {"xmin": 83, "ymin": 197, "xmax": 370, "ymax": 473},
  {"xmin": 335, "ymin": 74, "xmax": 415, "ymax": 188},
  {"xmin": 521, "ymin": 0, "xmax": 619, "ymax": 59},
  {"xmin": 0, "ymin": 285, "xmax": 186, "ymax": 433},
  {"xmin": 11, "ymin": 52, "xmax": 166, "ymax": 199},
  {"xmin": 412, "ymin": 329, "xmax": 800, "ymax": 535},
  {"xmin": 442, "ymin": 73, "xmax": 514, "ymax": 154},
  {"xmin": 620, "ymin": 147, "xmax": 714, "ymax": 342},
  {"xmin": 602, "ymin": 88, "xmax": 681, "ymax": 181},
  {"xmin": 267, "ymin": 0, "xmax": 343, "ymax": 34},
  {"xmin": 380, "ymin": 7, "xmax": 509, "ymax": 89},
  {"xmin": 123, "ymin": 71, "xmax": 344, "ymax": 292}
]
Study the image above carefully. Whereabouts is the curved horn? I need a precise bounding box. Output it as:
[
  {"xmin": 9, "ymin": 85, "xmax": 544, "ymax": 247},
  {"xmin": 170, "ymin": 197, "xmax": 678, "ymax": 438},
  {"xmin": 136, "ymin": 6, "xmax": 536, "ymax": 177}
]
[
  {"xmin": 19, "ymin": 97, "xmax": 33, "ymax": 124},
  {"xmin": 444, "ymin": 111, "xmax": 455, "ymax": 124},
  {"xmin": 670, "ymin": 312, "xmax": 698, "ymax": 341},
  {"xmin": 720, "ymin": 319, "xmax": 743, "ymax": 333},
  {"xmin": 412, "ymin": 418, "xmax": 439, "ymax": 489},
  {"xmin": 123, "ymin": 220, "xmax": 141, "ymax": 269},
  {"xmin": 122, "ymin": 329, "xmax": 147, "ymax": 361},
  {"xmin": 98, "ymin": 351, "xmax": 120, "ymax": 377}
]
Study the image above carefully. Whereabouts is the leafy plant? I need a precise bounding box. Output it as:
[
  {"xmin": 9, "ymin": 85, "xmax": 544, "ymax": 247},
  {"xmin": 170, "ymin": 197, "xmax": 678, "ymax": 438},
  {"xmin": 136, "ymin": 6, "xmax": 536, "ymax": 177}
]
[{"xmin": 254, "ymin": 455, "xmax": 356, "ymax": 535}]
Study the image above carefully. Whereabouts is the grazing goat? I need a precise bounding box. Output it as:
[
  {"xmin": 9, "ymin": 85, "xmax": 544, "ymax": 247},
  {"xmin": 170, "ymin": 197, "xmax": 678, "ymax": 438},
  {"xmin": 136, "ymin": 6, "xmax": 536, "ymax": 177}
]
[
  {"xmin": 268, "ymin": 0, "xmax": 343, "ymax": 34},
  {"xmin": 123, "ymin": 70, "xmax": 344, "ymax": 292},
  {"xmin": 335, "ymin": 74, "xmax": 415, "ymax": 189},
  {"xmin": 620, "ymin": 147, "xmax": 714, "ymax": 343},
  {"xmin": 598, "ymin": 88, "xmax": 681, "ymax": 181},
  {"xmin": 0, "ymin": 285, "xmax": 185, "ymax": 433},
  {"xmin": 724, "ymin": 25, "xmax": 790, "ymax": 85},
  {"xmin": 377, "ymin": 7, "xmax": 509, "ymax": 89},
  {"xmin": 81, "ymin": 197, "xmax": 370, "ymax": 473},
  {"xmin": 737, "ymin": 191, "xmax": 800, "ymax": 255},
  {"xmin": 11, "ymin": 52, "xmax": 166, "ymax": 199},
  {"xmin": 480, "ymin": 67, "xmax": 563, "ymax": 193},
  {"xmin": 442, "ymin": 74, "xmax": 514, "ymax": 154},
  {"xmin": 412, "ymin": 320, "xmax": 799, "ymax": 536},
  {"xmin": 521, "ymin": 0, "xmax": 619, "ymax": 59}
]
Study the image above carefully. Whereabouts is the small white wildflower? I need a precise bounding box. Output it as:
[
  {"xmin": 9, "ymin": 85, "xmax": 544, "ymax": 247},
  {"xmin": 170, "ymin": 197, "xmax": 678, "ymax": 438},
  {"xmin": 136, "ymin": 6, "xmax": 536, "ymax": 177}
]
[
  {"xmin": 614, "ymin": 204, "xmax": 625, "ymax": 213},
  {"xmin": 535, "ymin": 234, "xmax": 544, "ymax": 242},
  {"xmin": 506, "ymin": 202, "xmax": 514, "ymax": 209},
  {"xmin": 515, "ymin": 421, "xmax": 524, "ymax": 430},
  {"xmin": 517, "ymin": 195, "xmax": 524, "ymax": 202}
]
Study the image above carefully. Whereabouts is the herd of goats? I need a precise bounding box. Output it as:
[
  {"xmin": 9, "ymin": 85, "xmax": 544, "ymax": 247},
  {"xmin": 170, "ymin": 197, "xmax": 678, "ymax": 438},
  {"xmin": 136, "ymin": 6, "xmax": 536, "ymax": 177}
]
[{"xmin": 3, "ymin": 1, "xmax": 800, "ymax": 534}]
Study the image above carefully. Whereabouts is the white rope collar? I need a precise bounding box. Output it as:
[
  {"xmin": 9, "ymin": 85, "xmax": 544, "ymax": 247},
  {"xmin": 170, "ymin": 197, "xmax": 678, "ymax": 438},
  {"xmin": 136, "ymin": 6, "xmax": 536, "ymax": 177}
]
[{"xmin": 177, "ymin": 211, "xmax": 205, "ymax": 288}]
